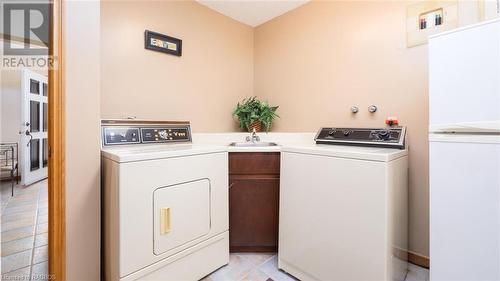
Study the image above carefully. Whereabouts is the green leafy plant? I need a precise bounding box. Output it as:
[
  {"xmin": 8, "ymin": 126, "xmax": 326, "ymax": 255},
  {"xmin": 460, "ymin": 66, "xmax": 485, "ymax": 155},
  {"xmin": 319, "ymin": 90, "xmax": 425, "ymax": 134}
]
[{"xmin": 233, "ymin": 97, "xmax": 279, "ymax": 132}]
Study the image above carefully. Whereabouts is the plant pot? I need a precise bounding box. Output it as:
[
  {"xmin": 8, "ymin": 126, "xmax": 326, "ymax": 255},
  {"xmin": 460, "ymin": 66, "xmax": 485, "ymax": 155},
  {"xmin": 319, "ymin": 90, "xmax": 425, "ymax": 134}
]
[{"xmin": 247, "ymin": 121, "xmax": 263, "ymax": 132}]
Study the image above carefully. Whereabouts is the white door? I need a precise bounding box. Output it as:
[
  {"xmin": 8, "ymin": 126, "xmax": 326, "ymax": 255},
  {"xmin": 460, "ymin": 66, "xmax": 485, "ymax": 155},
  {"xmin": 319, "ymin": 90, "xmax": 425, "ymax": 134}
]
[
  {"xmin": 20, "ymin": 69, "xmax": 48, "ymax": 186},
  {"xmin": 430, "ymin": 135, "xmax": 500, "ymax": 281}
]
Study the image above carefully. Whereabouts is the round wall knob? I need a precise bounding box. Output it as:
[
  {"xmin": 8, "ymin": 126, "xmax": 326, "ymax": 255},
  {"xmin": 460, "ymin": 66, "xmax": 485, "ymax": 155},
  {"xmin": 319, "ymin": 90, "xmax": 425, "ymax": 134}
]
[
  {"xmin": 351, "ymin": 106, "xmax": 359, "ymax": 113},
  {"xmin": 368, "ymin": 105, "xmax": 378, "ymax": 113}
]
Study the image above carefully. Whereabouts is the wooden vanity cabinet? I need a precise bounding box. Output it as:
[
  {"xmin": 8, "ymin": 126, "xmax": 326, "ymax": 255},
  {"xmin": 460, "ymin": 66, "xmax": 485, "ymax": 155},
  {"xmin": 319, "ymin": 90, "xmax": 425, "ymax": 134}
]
[{"xmin": 228, "ymin": 152, "xmax": 280, "ymax": 252}]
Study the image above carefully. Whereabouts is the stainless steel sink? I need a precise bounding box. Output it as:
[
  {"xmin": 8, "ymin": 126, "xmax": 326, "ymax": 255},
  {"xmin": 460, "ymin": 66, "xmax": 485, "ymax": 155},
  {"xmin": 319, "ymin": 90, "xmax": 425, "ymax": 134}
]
[{"xmin": 229, "ymin": 142, "xmax": 278, "ymax": 147}]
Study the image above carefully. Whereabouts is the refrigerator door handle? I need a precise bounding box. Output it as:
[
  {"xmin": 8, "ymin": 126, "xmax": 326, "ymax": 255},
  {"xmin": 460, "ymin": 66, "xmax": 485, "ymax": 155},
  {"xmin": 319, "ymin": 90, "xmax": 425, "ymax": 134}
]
[{"xmin": 429, "ymin": 120, "xmax": 500, "ymax": 133}]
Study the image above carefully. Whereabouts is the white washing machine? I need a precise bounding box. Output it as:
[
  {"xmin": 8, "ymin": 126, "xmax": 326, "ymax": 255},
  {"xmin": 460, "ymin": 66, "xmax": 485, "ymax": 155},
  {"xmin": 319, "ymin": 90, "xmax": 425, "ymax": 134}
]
[
  {"xmin": 101, "ymin": 120, "xmax": 229, "ymax": 281},
  {"xmin": 278, "ymin": 127, "xmax": 408, "ymax": 281}
]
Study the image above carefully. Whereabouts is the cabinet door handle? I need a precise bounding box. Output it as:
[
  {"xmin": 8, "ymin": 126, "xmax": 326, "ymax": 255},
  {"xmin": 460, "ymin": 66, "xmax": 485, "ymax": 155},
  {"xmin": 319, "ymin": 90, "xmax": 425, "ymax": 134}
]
[
  {"xmin": 229, "ymin": 183, "xmax": 235, "ymax": 189},
  {"xmin": 160, "ymin": 207, "xmax": 171, "ymax": 235}
]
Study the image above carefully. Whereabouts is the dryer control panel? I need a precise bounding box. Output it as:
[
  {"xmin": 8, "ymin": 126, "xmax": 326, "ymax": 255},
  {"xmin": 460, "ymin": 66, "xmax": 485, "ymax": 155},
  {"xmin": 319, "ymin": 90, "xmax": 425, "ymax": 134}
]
[
  {"xmin": 315, "ymin": 127, "xmax": 406, "ymax": 149},
  {"xmin": 101, "ymin": 120, "xmax": 191, "ymax": 146}
]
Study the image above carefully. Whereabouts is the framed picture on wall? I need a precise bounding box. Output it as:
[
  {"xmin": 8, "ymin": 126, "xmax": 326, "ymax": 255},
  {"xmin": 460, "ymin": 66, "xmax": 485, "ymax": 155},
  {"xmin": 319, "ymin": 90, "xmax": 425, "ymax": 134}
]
[{"xmin": 144, "ymin": 30, "xmax": 182, "ymax": 56}]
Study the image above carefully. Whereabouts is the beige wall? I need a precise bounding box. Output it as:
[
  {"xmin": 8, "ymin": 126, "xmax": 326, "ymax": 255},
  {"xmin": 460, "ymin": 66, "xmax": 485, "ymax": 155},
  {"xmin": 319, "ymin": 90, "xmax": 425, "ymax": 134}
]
[
  {"xmin": 100, "ymin": 0, "xmax": 254, "ymax": 132},
  {"xmin": 64, "ymin": 1, "xmax": 101, "ymax": 279},
  {"xmin": 99, "ymin": 0, "xmax": 482, "ymax": 260},
  {"xmin": 254, "ymin": 1, "xmax": 428, "ymax": 257},
  {"xmin": 254, "ymin": 1, "xmax": 479, "ymax": 257}
]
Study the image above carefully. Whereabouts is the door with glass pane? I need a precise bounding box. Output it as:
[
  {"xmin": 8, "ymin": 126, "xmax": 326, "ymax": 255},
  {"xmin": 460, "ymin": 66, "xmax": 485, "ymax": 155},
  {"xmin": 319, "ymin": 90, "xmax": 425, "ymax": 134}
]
[{"xmin": 21, "ymin": 69, "xmax": 48, "ymax": 185}]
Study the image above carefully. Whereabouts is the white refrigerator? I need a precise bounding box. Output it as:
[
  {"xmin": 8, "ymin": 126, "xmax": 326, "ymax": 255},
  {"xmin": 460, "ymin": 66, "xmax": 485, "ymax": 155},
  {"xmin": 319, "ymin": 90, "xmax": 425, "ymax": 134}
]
[{"xmin": 429, "ymin": 19, "xmax": 500, "ymax": 281}]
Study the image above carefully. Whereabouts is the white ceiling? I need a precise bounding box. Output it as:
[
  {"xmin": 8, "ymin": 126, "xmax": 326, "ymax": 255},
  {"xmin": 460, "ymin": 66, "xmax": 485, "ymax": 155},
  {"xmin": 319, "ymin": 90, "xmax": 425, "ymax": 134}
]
[{"xmin": 197, "ymin": 0, "xmax": 310, "ymax": 27}]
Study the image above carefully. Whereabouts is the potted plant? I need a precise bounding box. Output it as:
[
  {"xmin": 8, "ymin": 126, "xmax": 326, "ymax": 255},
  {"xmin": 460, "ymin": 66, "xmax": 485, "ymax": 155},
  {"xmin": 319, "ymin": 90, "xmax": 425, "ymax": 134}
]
[{"xmin": 233, "ymin": 97, "xmax": 279, "ymax": 132}]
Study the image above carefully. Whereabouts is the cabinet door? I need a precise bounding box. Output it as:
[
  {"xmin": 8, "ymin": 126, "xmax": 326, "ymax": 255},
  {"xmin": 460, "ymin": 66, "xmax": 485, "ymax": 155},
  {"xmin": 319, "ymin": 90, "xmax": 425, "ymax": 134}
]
[{"xmin": 229, "ymin": 176, "xmax": 279, "ymax": 252}]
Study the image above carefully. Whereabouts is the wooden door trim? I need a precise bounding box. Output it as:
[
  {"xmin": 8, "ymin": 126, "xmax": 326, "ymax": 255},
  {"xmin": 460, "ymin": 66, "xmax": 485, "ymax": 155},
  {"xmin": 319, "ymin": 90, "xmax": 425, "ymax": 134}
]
[
  {"xmin": 48, "ymin": 0, "xmax": 66, "ymax": 279},
  {"xmin": 408, "ymin": 251, "xmax": 430, "ymax": 269}
]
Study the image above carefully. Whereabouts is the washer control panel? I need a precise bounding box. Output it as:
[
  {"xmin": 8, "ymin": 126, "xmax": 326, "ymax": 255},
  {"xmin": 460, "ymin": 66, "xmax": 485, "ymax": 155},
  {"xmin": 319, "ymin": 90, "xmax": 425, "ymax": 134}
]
[
  {"xmin": 315, "ymin": 127, "xmax": 406, "ymax": 149},
  {"xmin": 141, "ymin": 127, "xmax": 190, "ymax": 143},
  {"xmin": 101, "ymin": 120, "xmax": 191, "ymax": 146}
]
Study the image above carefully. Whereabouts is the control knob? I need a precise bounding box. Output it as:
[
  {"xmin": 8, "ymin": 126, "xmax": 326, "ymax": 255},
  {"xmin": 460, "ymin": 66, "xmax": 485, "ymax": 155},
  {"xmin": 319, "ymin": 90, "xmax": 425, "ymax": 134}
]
[
  {"xmin": 158, "ymin": 130, "xmax": 169, "ymax": 139},
  {"xmin": 343, "ymin": 130, "xmax": 351, "ymax": 136},
  {"xmin": 377, "ymin": 130, "xmax": 390, "ymax": 140}
]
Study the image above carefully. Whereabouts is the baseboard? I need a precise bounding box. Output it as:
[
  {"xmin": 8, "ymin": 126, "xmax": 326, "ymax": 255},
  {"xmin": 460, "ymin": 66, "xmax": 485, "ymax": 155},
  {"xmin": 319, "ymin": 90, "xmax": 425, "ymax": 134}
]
[
  {"xmin": 408, "ymin": 251, "xmax": 430, "ymax": 269},
  {"xmin": 230, "ymin": 246, "xmax": 277, "ymax": 252}
]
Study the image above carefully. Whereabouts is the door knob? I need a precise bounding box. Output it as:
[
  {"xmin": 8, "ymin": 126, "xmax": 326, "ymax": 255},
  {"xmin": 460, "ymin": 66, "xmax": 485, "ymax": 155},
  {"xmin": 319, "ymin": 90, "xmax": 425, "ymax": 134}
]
[
  {"xmin": 25, "ymin": 130, "xmax": 33, "ymax": 147},
  {"xmin": 25, "ymin": 122, "xmax": 30, "ymax": 127}
]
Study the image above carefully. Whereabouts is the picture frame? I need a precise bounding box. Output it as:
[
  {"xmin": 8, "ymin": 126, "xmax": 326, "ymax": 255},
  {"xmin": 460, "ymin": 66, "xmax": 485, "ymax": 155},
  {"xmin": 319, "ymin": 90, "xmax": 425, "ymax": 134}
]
[
  {"xmin": 406, "ymin": 0, "xmax": 458, "ymax": 47},
  {"xmin": 144, "ymin": 30, "xmax": 182, "ymax": 56}
]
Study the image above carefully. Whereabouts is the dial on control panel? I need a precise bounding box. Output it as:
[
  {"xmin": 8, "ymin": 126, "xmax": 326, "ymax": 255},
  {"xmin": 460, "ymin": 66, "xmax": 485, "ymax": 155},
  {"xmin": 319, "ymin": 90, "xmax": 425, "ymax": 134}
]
[{"xmin": 377, "ymin": 130, "xmax": 390, "ymax": 140}]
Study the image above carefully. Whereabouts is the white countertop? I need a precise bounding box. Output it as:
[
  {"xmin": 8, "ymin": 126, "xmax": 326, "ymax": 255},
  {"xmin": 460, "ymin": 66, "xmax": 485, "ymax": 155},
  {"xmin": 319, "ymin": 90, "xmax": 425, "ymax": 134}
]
[
  {"xmin": 191, "ymin": 132, "xmax": 316, "ymax": 152},
  {"xmin": 281, "ymin": 144, "xmax": 408, "ymax": 162},
  {"xmin": 102, "ymin": 132, "xmax": 407, "ymax": 162},
  {"xmin": 193, "ymin": 132, "xmax": 407, "ymax": 161},
  {"xmin": 101, "ymin": 144, "xmax": 228, "ymax": 162}
]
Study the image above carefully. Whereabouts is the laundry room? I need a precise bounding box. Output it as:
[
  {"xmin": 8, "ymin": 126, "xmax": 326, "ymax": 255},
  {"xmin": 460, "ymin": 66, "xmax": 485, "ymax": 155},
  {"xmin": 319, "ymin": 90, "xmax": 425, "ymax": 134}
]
[
  {"xmin": 1, "ymin": 0, "xmax": 499, "ymax": 280},
  {"xmin": 98, "ymin": 1, "xmax": 427, "ymax": 277}
]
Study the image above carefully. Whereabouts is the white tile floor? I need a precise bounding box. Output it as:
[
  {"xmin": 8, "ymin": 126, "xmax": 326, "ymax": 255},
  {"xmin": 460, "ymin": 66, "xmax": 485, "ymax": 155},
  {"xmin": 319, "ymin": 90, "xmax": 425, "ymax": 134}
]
[
  {"xmin": 0, "ymin": 180, "xmax": 429, "ymax": 281},
  {"xmin": 204, "ymin": 253, "xmax": 429, "ymax": 281},
  {"xmin": 202, "ymin": 253, "xmax": 296, "ymax": 281},
  {"xmin": 1, "ymin": 179, "xmax": 48, "ymax": 280},
  {"xmin": 406, "ymin": 263, "xmax": 430, "ymax": 281}
]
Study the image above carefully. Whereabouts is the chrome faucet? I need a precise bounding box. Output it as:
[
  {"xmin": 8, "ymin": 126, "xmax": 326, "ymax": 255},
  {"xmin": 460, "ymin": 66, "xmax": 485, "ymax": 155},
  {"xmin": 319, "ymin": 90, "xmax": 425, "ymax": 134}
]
[{"xmin": 245, "ymin": 128, "xmax": 260, "ymax": 143}]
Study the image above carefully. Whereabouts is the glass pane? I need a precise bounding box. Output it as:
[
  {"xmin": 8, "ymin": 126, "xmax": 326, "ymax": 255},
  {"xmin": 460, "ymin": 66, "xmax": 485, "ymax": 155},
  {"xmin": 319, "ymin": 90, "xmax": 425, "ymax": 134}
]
[
  {"xmin": 30, "ymin": 139, "xmax": 40, "ymax": 171},
  {"xmin": 43, "ymin": 83, "xmax": 48, "ymax": 96},
  {"xmin": 30, "ymin": 79, "xmax": 40, "ymax": 94},
  {"xmin": 43, "ymin": 138, "xmax": 48, "ymax": 167},
  {"xmin": 30, "ymin": 101, "xmax": 40, "ymax": 132},
  {"xmin": 43, "ymin": 103, "xmax": 48, "ymax": 132}
]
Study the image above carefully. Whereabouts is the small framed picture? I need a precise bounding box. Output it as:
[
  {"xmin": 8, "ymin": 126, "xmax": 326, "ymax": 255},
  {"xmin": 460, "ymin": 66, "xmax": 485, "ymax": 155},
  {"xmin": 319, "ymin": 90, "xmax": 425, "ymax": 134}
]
[
  {"xmin": 406, "ymin": 0, "xmax": 458, "ymax": 47},
  {"xmin": 144, "ymin": 30, "xmax": 182, "ymax": 56}
]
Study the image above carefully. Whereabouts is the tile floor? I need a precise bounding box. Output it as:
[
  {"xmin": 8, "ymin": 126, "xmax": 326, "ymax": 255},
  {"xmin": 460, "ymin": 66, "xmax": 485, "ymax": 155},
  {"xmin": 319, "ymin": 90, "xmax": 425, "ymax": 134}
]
[
  {"xmin": 203, "ymin": 253, "xmax": 429, "ymax": 281},
  {"xmin": 1, "ymin": 179, "xmax": 48, "ymax": 280},
  {"xmin": 0, "ymin": 180, "xmax": 429, "ymax": 281},
  {"xmin": 406, "ymin": 263, "xmax": 430, "ymax": 281}
]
